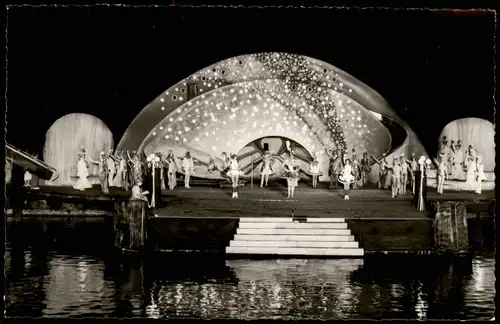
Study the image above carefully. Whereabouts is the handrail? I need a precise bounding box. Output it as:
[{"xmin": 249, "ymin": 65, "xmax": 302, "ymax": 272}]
[{"xmin": 5, "ymin": 143, "xmax": 59, "ymax": 181}]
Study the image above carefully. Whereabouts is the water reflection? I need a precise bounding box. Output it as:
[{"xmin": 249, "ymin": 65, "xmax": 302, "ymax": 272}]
[{"xmin": 4, "ymin": 248, "xmax": 496, "ymax": 320}]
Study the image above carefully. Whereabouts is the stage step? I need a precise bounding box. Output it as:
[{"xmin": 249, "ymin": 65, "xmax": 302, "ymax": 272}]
[
  {"xmin": 238, "ymin": 222, "xmax": 348, "ymax": 229},
  {"xmin": 229, "ymin": 240, "xmax": 359, "ymax": 248},
  {"xmin": 227, "ymin": 218, "xmax": 363, "ymax": 257},
  {"xmin": 232, "ymin": 234, "xmax": 355, "ymax": 241},
  {"xmin": 237, "ymin": 228, "xmax": 351, "ymax": 235},
  {"xmin": 240, "ymin": 217, "xmax": 345, "ymax": 223},
  {"xmin": 226, "ymin": 246, "xmax": 364, "ymax": 256}
]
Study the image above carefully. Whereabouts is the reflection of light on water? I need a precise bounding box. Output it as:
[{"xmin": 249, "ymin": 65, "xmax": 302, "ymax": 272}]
[
  {"xmin": 146, "ymin": 298, "xmax": 160, "ymax": 319},
  {"xmin": 473, "ymin": 259, "xmax": 485, "ymax": 292},
  {"xmin": 414, "ymin": 281, "xmax": 428, "ymax": 320},
  {"xmin": 77, "ymin": 261, "xmax": 88, "ymax": 293},
  {"xmin": 271, "ymin": 282, "xmax": 282, "ymax": 309}
]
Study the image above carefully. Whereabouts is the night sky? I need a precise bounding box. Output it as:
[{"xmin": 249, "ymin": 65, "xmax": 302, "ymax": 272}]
[{"xmin": 6, "ymin": 5, "xmax": 495, "ymax": 157}]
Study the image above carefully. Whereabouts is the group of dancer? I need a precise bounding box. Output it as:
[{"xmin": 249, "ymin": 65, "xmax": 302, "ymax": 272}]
[{"xmin": 437, "ymin": 136, "xmax": 485, "ymax": 193}]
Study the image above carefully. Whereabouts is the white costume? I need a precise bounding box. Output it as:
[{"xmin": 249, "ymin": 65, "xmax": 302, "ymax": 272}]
[
  {"xmin": 475, "ymin": 158, "xmax": 486, "ymax": 194},
  {"xmin": 73, "ymin": 158, "xmax": 92, "ymax": 191},
  {"xmin": 339, "ymin": 164, "xmax": 354, "ymax": 183},
  {"xmin": 182, "ymin": 157, "xmax": 194, "ymax": 174},
  {"xmin": 261, "ymin": 155, "xmax": 272, "ymax": 176},
  {"xmin": 451, "ymin": 146, "xmax": 465, "ymax": 180},
  {"xmin": 465, "ymin": 159, "xmax": 476, "ymax": 191},
  {"xmin": 107, "ymin": 155, "xmax": 116, "ymax": 187},
  {"xmin": 228, "ymin": 159, "xmax": 240, "ymax": 176},
  {"xmin": 310, "ymin": 162, "xmax": 320, "ymax": 175}
]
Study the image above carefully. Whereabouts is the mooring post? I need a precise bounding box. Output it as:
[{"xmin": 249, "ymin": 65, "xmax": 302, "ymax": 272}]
[{"xmin": 114, "ymin": 199, "xmax": 149, "ymax": 254}]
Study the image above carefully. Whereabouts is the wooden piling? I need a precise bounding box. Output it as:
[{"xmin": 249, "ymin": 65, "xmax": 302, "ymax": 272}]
[
  {"xmin": 432, "ymin": 201, "xmax": 469, "ymax": 254},
  {"xmin": 114, "ymin": 199, "xmax": 149, "ymax": 253}
]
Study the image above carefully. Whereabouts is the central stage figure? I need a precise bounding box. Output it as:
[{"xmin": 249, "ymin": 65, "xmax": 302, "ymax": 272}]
[
  {"xmin": 229, "ymin": 154, "xmax": 240, "ymax": 199},
  {"xmin": 283, "ymin": 150, "xmax": 301, "ymax": 200},
  {"xmin": 260, "ymin": 149, "xmax": 273, "ymax": 188}
]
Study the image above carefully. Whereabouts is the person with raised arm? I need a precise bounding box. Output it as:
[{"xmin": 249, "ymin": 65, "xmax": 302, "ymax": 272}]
[
  {"xmin": 325, "ymin": 148, "xmax": 341, "ymax": 189},
  {"xmin": 451, "ymin": 140, "xmax": 465, "ymax": 180},
  {"xmin": 309, "ymin": 154, "xmax": 321, "ymax": 189},
  {"xmin": 228, "ymin": 154, "xmax": 241, "ymax": 199},
  {"xmin": 388, "ymin": 158, "xmax": 401, "ymax": 198},
  {"xmin": 181, "ymin": 151, "xmax": 194, "ymax": 188},
  {"xmin": 165, "ymin": 150, "xmax": 178, "ymax": 190},
  {"xmin": 434, "ymin": 155, "xmax": 448, "ymax": 195},
  {"xmin": 89, "ymin": 152, "xmax": 109, "ymax": 194},
  {"xmin": 372, "ymin": 153, "xmax": 389, "ymax": 189},
  {"xmin": 409, "ymin": 153, "xmax": 418, "ymax": 195},
  {"xmin": 107, "ymin": 150, "xmax": 117, "ymax": 188}
]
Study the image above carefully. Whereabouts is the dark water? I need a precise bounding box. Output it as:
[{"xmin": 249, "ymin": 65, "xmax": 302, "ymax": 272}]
[{"xmin": 4, "ymin": 246, "xmax": 495, "ymax": 320}]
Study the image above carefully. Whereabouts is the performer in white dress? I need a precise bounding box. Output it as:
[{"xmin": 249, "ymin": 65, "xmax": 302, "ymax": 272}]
[
  {"xmin": 309, "ymin": 157, "xmax": 320, "ymax": 189},
  {"xmin": 182, "ymin": 151, "xmax": 194, "ymax": 188},
  {"xmin": 260, "ymin": 150, "xmax": 273, "ymax": 188},
  {"xmin": 73, "ymin": 152, "xmax": 93, "ymax": 191},
  {"xmin": 339, "ymin": 159, "xmax": 354, "ymax": 200},
  {"xmin": 228, "ymin": 154, "xmax": 240, "ymax": 199},
  {"xmin": 451, "ymin": 140, "xmax": 465, "ymax": 180},
  {"xmin": 474, "ymin": 156, "xmax": 485, "ymax": 194},
  {"xmin": 465, "ymin": 156, "xmax": 477, "ymax": 191}
]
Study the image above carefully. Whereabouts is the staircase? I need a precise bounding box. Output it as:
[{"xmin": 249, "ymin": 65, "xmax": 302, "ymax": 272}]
[{"xmin": 226, "ymin": 217, "xmax": 364, "ymax": 257}]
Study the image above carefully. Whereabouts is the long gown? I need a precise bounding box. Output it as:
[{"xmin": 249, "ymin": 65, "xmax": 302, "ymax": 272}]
[{"xmin": 73, "ymin": 159, "xmax": 92, "ymax": 190}]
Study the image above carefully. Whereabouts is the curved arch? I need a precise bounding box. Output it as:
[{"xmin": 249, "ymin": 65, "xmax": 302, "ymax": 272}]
[{"xmin": 118, "ymin": 53, "xmax": 428, "ymax": 182}]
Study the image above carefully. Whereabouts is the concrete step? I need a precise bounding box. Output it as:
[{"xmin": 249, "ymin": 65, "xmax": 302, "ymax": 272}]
[
  {"xmin": 229, "ymin": 240, "xmax": 359, "ymax": 248},
  {"xmin": 236, "ymin": 228, "xmax": 351, "ymax": 235},
  {"xmin": 240, "ymin": 217, "xmax": 345, "ymax": 223},
  {"xmin": 233, "ymin": 234, "xmax": 355, "ymax": 242},
  {"xmin": 238, "ymin": 222, "xmax": 348, "ymax": 229},
  {"xmin": 226, "ymin": 246, "xmax": 364, "ymax": 256}
]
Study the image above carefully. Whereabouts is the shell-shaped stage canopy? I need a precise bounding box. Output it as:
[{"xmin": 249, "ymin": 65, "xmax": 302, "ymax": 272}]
[
  {"xmin": 439, "ymin": 117, "xmax": 495, "ymax": 171},
  {"xmin": 43, "ymin": 113, "xmax": 114, "ymax": 186},
  {"xmin": 117, "ymin": 53, "xmax": 427, "ymax": 180}
]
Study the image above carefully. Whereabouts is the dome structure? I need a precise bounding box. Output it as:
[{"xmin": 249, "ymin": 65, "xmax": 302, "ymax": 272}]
[
  {"xmin": 117, "ymin": 53, "xmax": 427, "ymax": 181},
  {"xmin": 43, "ymin": 113, "xmax": 114, "ymax": 186}
]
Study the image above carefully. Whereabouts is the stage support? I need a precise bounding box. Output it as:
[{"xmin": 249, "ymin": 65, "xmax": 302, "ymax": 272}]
[
  {"xmin": 114, "ymin": 200, "xmax": 150, "ymax": 253},
  {"xmin": 432, "ymin": 201, "xmax": 468, "ymax": 254},
  {"xmin": 10, "ymin": 164, "xmax": 26, "ymax": 223}
]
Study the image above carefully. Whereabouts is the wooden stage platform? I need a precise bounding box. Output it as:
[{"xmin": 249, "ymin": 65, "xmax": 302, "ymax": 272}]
[
  {"xmin": 9, "ymin": 182, "xmax": 494, "ymax": 221},
  {"xmin": 154, "ymin": 184, "xmax": 494, "ymax": 220}
]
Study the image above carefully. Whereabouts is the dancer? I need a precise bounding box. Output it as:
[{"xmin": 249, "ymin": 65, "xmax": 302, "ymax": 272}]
[
  {"xmin": 283, "ymin": 152, "xmax": 301, "ymax": 200},
  {"xmin": 166, "ymin": 150, "xmax": 178, "ymax": 190},
  {"xmin": 339, "ymin": 159, "xmax": 355, "ymax": 200},
  {"xmin": 325, "ymin": 148, "xmax": 342, "ymax": 189},
  {"xmin": 475, "ymin": 156, "xmax": 486, "ymax": 194},
  {"xmin": 389, "ymin": 159, "xmax": 401, "ymax": 198},
  {"xmin": 415, "ymin": 156, "xmax": 427, "ymax": 211},
  {"xmin": 451, "ymin": 140, "xmax": 465, "ymax": 180},
  {"xmin": 127, "ymin": 150, "xmax": 143, "ymax": 188},
  {"xmin": 352, "ymin": 158, "xmax": 361, "ymax": 189},
  {"xmin": 309, "ymin": 156, "xmax": 320, "ymax": 188},
  {"xmin": 89, "ymin": 152, "xmax": 109, "ymax": 194},
  {"xmin": 409, "ymin": 153, "xmax": 418, "ymax": 195},
  {"xmin": 228, "ymin": 154, "xmax": 240, "ymax": 199},
  {"xmin": 107, "ymin": 150, "xmax": 117, "ymax": 187},
  {"xmin": 147, "ymin": 153, "xmax": 163, "ymax": 208},
  {"xmin": 465, "ymin": 154, "xmax": 477, "ymax": 191},
  {"xmin": 435, "ymin": 156, "xmax": 448, "ymax": 195},
  {"xmin": 24, "ymin": 170, "xmax": 32, "ymax": 187},
  {"xmin": 260, "ymin": 150, "xmax": 273, "ymax": 188},
  {"xmin": 73, "ymin": 152, "xmax": 93, "ymax": 191},
  {"xmin": 112, "ymin": 151, "xmax": 123, "ymax": 188},
  {"xmin": 448, "ymin": 140, "xmax": 456, "ymax": 175},
  {"xmin": 399, "ymin": 154, "xmax": 410, "ymax": 195},
  {"xmin": 360, "ymin": 152, "xmax": 371, "ymax": 186},
  {"xmin": 118, "ymin": 151, "xmax": 129, "ymax": 191},
  {"xmin": 466, "ymin": 145, "xmax": 477, "ymax": 165},
  {"xmin": 372, "ymin": 153, "xmax": 389, "ymax": 189},
  {"xmin": 182, "ymin": 151, "xmax": 194, "ymax": 188}
]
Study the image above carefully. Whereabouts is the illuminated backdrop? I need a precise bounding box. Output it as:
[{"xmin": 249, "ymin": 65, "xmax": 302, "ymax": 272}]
[{"xmin": 117, "ymin": 53, "xmax": 427, "ymax": 181}]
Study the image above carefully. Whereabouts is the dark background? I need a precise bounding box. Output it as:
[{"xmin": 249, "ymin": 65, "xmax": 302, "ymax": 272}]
[{"xmin": 6, "ymin": 5, "xmax": 495, "ymax": 157}]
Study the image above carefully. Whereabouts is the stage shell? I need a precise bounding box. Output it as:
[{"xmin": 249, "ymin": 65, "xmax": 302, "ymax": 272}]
[{"xmin": 117, "ymin": 53, "xmax": 428, "ymax": 181}]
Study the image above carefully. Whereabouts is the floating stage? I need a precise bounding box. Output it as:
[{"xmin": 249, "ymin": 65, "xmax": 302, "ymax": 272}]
[{"xmin": 6, "ymin": 182, "xmax": 495, "ymax": 258}]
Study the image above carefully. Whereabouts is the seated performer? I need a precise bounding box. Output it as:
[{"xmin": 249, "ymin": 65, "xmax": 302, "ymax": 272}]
[
  {"xmin": 309, "ymin": 156, "xmax": 321, "ymax": 189},
  {"xmin": 475, "ymin": 156, "xmax": 486, "ymax": 194},
  {"xmin": 339, "ymin": 159, "xmax": 355, "ymax": 200}
]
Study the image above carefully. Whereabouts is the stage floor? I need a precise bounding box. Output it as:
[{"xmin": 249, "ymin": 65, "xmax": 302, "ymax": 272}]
[
  {"xmin": 154, "ymin": 184, "xmax": 494, "ymax": 220},
  {"xmin": 18, "ymin": 183, "xmax": 494, "ymax": 220}
]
